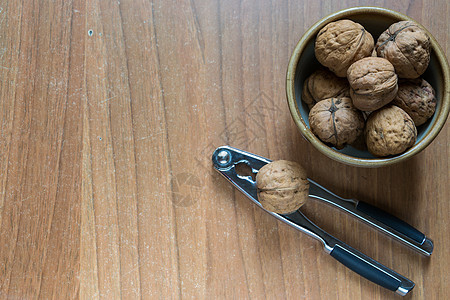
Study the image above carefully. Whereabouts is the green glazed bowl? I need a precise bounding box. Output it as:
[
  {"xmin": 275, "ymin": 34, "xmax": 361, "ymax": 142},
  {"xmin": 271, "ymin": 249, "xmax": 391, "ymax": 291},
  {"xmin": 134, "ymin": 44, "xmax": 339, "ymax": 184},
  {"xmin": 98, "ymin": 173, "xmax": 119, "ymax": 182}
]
[{"xmin": 286, "ymin": 6, "xmax": 450, "ymax": 167}]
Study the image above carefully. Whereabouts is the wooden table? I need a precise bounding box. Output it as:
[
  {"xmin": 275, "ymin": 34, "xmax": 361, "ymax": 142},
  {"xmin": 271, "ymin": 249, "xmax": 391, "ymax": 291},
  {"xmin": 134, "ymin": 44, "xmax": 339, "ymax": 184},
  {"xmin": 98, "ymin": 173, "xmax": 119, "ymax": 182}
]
[{"xmin": 0, "ymin": 0, "xmax": 448, "ymax": 299}]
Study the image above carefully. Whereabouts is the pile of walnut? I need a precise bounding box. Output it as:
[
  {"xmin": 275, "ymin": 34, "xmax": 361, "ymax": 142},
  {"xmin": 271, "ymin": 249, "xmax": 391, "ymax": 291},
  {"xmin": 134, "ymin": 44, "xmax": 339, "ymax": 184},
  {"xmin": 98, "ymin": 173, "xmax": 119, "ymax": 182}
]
[{"xmin": 306, "ymin": 19, "xmax": 436, "ymax": 157}]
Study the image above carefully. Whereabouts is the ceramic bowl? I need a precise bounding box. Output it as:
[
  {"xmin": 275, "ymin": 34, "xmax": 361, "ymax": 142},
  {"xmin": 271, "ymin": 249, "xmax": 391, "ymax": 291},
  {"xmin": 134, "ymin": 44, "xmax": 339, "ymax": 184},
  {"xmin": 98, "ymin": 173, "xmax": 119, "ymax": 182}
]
[{"xmin": 286, "ymin": 6, "xmax": 449, "ymax": 167}]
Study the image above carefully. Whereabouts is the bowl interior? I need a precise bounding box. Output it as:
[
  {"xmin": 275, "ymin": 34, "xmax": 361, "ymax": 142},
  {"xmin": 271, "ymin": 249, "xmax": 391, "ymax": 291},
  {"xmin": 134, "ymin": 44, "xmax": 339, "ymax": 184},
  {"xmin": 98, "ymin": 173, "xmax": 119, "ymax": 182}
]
[{"xmin": 292, "ymin": 9, "xmax": 447, "ymax": 162}]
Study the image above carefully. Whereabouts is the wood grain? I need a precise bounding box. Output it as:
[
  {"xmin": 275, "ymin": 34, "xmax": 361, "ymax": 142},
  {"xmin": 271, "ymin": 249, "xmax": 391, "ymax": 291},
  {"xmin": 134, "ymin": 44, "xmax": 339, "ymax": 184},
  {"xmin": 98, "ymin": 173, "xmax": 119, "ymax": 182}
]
[{"xmin": 0, "ymin": 0, "xmax": 448, "ymax": 299}]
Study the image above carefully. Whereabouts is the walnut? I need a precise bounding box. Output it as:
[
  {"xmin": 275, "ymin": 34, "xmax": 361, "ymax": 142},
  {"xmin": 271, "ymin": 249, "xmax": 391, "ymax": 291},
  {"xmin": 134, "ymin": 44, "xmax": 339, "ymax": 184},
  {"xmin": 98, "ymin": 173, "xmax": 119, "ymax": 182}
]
[
  {"xmin": 256, "ymin": 160, "xmax": 309, "ymax": 214},
  {"xmin": 365, "ymin": 105, "xmax": 417, "ymax": 157},
  {"xmin": 347, "ymin": 57, "xmax": 398, "ymax": 111},
  {"xmin": 309, "ymin": 97, "xmax": 365, "ymax": 149},
  {"xmin": 392, "ymin": 78, "xmax": 436, "ymax": 126},
  {"xmin": 302, "ymin": 69, "xmax": 350, "ymax": 109},
  {"xmin": 315, "ymin": 19, "xmax": 374, "ymax": 77},
  {"xmin": 376, "ymin": 21, "xmax": 431, "ymax": 78}
]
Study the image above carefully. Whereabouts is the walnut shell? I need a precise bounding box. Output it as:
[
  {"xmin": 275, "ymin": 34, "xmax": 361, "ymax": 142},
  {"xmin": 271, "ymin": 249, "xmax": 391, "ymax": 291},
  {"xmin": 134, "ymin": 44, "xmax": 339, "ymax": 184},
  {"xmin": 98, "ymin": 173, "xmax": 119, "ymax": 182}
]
[
  {"xmin": 392, "ymin": 78, "xmax": 436, "ymax": 126},
  {"xmin": 376, "ymin": 21, "xmax": 431, "ymax": 78},
  {"xmin": 347, "ymin": 57, "xmax": 398, "ymax": 111},
  {"xmin": 309, "ymin": 97, "xmax": 365, "ymax": 149},
  {"xmin": 371, "ymin": 47, "xmax": 378, "ymax": 57},
  {"xmin": 256, "ymin": 160, "xmax": 309, "ymax": 214},
  {"xmin": 315, "ymin": 19, "xmax": 374, "ymax": 77},
  {"xmin": 365, "ymin": 105, "xmax": 417, "ymax": 157},
  {"xmin": 302, "ymin": 69, "xmax": 350, "ymax": 109}
]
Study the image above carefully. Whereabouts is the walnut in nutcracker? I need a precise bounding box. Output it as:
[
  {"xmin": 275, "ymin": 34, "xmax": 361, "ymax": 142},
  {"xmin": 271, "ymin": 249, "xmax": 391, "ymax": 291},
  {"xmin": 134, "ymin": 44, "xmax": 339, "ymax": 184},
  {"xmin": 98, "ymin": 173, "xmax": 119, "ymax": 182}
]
[
  {"xmin": 302, "ymin": 69, "xmax": 350, "ymax": 109},
  {"xmin": 315, "ymin": 19, "xmax": 374, "ymax": 77},
  {"xmin": 365, "ymin": 105, "xmax": 417, "ymax": 157},
  {"xmin": 376, "ymin": 21, "xmax": 431, "ymax": 78},
  {"xmin": 309, "ymin": 97, "xmax": 365, "ymax": 149},
  {"xmin": 256, "ymin": 160, "xmax": 309, "ymax": 214},
  {"xmin": 392, "ymin": 78, "xmax": 436, "ymax": 126},
  {"xmin": 347, "ymin": 57, "xmax": 398, "ymax": 111}
]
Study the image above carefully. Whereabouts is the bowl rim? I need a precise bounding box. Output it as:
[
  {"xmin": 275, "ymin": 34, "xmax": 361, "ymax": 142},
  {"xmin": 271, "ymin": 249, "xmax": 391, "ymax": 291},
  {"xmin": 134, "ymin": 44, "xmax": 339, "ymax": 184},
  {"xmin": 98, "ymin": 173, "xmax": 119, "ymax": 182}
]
[{"xmin": 286, "ymin": 6, "xmax": 450, "ymax": 167}]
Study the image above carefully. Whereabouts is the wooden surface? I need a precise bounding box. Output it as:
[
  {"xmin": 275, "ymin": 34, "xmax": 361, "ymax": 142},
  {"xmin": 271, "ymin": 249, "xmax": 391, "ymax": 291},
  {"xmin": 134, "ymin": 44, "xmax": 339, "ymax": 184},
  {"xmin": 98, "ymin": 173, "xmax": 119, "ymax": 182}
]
[{"xmin": 0, "ymin": 0, "xmax": 448, "ymax": 299}]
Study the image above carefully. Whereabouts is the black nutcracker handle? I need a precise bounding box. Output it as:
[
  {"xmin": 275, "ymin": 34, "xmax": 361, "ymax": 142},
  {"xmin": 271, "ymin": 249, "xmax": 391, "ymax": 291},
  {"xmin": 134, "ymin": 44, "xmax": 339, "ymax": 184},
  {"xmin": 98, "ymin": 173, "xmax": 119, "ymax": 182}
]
[
  {"xmin": 308, "ymin": 180, "xmax": 433, "ymax": 256},
  {"xmin": 330, "ymin": 244, "xmax": 414, "ymax": 295},
  {"xmin": 356, "ymin": 201, "xmax": 424, "ymax": 244}
]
